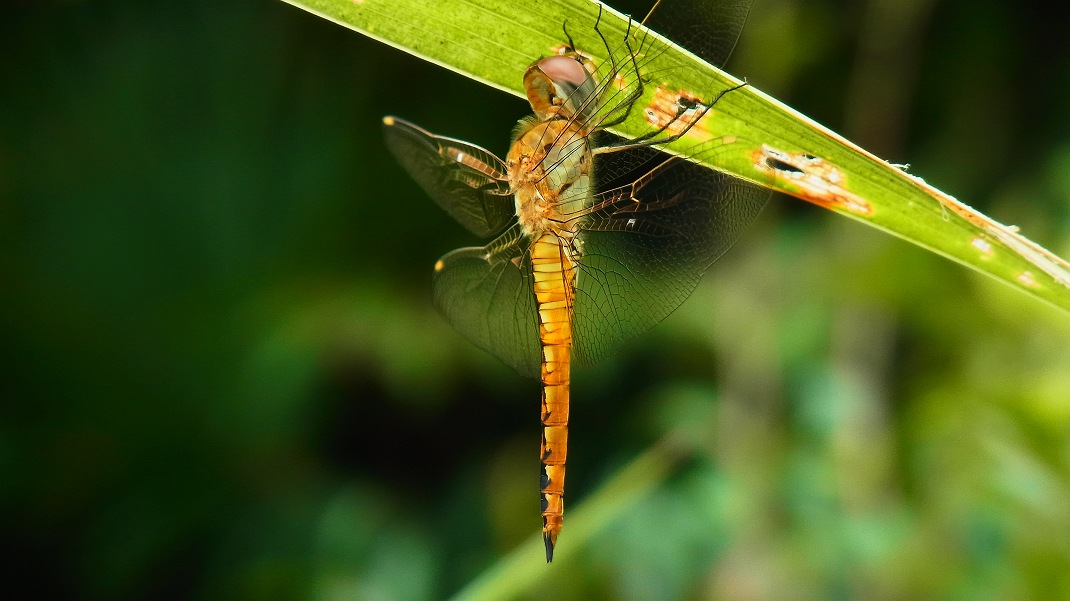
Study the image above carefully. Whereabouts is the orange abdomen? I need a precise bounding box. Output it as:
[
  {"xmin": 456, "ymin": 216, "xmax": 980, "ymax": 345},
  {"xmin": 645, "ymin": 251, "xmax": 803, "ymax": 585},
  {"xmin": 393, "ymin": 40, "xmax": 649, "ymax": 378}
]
[{"xmin": 531, "ymin": 233, "xmax": 575, "ymax": 562}]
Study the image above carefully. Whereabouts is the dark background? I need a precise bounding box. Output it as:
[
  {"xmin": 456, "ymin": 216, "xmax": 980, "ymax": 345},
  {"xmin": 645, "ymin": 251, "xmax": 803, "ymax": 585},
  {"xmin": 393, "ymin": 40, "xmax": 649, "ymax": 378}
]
[{"xmin": 3, "ymin": 0, "xmax": 1070, "ymax": 599}]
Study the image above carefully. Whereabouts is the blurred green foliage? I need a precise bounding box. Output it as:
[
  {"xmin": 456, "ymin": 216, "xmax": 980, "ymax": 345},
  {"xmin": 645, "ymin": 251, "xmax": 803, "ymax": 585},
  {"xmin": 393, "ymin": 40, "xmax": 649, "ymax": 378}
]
[{"xmin": 2, "ymin": 0, "xmax": 1069, "ymax": 599}]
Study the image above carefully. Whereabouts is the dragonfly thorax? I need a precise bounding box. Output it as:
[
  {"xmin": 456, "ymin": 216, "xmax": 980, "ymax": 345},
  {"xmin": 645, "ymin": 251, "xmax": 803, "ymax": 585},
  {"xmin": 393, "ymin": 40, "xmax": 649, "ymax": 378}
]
[{"xmin": 507, "ymin": 119, "xmax": 593, "ymax": 239}]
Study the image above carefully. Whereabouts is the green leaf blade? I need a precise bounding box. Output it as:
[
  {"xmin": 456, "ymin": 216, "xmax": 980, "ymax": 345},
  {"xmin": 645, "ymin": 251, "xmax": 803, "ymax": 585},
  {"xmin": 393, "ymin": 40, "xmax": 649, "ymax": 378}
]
[{"xmin": 279, "ymin": 0, "xmax": 1070, "ymax": 311}]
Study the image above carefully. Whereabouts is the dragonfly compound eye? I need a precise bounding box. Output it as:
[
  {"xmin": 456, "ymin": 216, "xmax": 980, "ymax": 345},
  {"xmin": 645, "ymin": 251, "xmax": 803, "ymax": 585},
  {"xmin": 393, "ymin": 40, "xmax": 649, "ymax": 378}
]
[
  {"xmin": 537, "ymin": 55, "xmax": 590, "ymax": 87},
  {"xmin": 524, "ymin": 55, "xmax": 600, "ymax": 124}
]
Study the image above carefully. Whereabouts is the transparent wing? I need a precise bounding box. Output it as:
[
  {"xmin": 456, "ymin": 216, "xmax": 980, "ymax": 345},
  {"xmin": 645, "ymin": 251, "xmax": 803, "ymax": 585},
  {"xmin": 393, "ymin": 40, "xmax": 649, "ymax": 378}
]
[
  {"xmin": 644, "ymin": 0, "xmax": 752, "ymax": 69},
  {"xmin": 569, "ymin": 0, "xmax": 758, "ymax": 364},
  {"xmin": 566, "ymin": 0, "xmax": 753, "ymax": 161},
  {"xmin": 570, "ymin": 141, "xmax": 769, "ymax": 366},
  {"xmin": 382, "ymin": 116, "xmax": 515, "ymax": 238},
  {"xmin": 432, "ymin": 224, "xmax": 542, "ymax": 378}
]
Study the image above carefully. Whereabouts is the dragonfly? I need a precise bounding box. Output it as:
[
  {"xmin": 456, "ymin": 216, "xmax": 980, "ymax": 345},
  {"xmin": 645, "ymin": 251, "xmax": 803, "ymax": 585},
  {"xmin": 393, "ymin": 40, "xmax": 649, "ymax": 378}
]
[{"xmin": 382, "ymin": 0, "xmax": 767, "ymax": 562}]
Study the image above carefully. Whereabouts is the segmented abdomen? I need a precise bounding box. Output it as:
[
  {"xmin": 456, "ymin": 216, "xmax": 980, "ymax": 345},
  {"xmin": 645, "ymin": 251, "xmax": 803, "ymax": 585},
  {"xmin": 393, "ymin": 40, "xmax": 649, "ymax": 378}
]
[{"xmin": 531, "ymin": 232, "xmax": 575, "ymax": 562}]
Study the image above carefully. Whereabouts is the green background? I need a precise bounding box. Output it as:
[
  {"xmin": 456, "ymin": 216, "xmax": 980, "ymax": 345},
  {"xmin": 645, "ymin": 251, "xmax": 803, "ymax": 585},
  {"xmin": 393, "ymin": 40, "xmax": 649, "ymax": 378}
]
[{"xmin": 3, "ymin": 0, "xmax": 1069, "ymax": 599}]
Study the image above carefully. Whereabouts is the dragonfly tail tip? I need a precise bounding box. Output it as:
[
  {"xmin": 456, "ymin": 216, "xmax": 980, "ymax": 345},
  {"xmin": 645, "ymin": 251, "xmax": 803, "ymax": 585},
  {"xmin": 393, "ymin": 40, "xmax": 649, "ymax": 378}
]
[{"xmin": 543, "ymin": 533, "xmax": 556, "ymax": 563}]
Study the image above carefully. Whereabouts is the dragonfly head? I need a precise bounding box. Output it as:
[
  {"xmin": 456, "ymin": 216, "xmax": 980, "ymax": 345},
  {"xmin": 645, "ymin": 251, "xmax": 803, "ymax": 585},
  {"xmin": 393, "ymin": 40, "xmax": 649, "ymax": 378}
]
[{"xmin": 523, "ymin": 53, "xmax": 600, "ymax": 125}]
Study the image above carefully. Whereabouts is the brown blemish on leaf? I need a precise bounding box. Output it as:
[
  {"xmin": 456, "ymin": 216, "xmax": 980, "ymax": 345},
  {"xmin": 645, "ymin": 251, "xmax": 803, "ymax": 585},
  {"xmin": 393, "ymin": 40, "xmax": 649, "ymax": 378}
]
[
  {"xmin": 755, "ymin": 145, "xmax": 873, "ymax": 216},
  {"xmin": 643, "ymin": 86, "xmax": 711, "ymax": 140}
]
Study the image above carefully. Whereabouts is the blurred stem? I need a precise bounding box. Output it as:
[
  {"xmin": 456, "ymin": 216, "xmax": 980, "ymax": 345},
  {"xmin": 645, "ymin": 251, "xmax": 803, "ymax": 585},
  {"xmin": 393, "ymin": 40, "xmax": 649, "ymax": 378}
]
[{"xmin": 450, "ymin": 435, "xmax": 691, "ymax": 600}]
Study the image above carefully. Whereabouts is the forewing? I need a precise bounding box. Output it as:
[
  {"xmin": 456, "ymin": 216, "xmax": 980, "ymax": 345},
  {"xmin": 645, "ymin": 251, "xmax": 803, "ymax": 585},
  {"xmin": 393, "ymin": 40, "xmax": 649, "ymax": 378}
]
[
  {"xmin": 432, "ymin": 224, "xmax": 541, "ymax": 378},
  {"xmin": 571, "ymin": 143, "xmax": 769, "ymax": 366},
  {"xmin": 383, "ymin": 116, "xmax": 515, "ymax": 238},
  {"xmin": 644, "ymin": 0, "xmax": 752, "ymax": 68}
]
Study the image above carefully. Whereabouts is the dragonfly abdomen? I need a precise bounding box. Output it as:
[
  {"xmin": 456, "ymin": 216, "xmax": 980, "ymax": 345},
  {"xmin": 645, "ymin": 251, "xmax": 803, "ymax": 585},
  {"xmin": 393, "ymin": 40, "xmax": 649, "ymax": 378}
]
[{"xmin": 531, "ymin": 233, "xmax": 575, "ymax": 562}]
